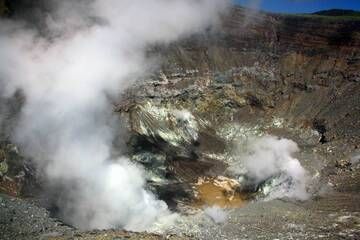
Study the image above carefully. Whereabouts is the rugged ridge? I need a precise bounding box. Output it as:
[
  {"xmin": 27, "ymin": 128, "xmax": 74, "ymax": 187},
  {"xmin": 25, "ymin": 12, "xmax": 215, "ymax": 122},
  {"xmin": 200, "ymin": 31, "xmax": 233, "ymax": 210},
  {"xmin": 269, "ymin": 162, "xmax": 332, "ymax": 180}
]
[
  {"xmin": 0, "ymin": 4, "xmax": 360, "ymax": 240},
  {"xmin": 130, "ymin": 6, "xmax": 360, "ymax": 145}
]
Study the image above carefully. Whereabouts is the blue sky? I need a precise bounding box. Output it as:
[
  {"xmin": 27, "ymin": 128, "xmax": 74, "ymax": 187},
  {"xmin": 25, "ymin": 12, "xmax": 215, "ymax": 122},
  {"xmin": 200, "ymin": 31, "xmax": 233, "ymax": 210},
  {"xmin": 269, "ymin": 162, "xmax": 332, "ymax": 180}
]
[{"xmin": 234, "ymin": 0, "xmax": 360, "ymax": 14}]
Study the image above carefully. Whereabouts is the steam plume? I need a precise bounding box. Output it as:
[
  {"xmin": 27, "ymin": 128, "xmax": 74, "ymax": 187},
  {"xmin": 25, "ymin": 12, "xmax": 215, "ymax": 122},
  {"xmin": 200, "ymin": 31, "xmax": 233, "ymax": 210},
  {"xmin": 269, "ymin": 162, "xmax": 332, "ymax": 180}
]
[
  {"xmin": 0, "ymin": 0, "xmax": 229, "ymax": 230},
  {"xmin": 231, "ymin": 136, "xmax": 310, "ymax": 200}
]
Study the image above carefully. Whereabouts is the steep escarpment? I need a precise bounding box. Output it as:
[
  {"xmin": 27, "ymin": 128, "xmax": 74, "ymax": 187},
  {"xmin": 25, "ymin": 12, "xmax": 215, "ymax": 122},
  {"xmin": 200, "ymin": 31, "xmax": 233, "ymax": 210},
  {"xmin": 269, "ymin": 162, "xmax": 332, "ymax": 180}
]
[
  {"xmin": 124, "ymin": 1, "xmax": 360, "ymax": 219},
  {"xmin": 116, "ymin": 9, "xmax": 360, "ymax": 239},
  {"xmin": 0, "ymin": 4, "xmax": 360, "ymax": 240},
  {"xmin": 129, "ymin": 7, "xmax": 360, "ymax": 145}
]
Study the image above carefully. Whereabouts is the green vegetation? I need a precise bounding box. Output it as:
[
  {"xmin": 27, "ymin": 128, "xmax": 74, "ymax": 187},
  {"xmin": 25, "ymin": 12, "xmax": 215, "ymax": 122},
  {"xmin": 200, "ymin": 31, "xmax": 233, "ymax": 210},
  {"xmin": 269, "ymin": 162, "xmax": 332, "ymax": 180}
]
[
  {"xmin": 279, "ymin": 13, "xmax": 360, "ymax": 22},
  {"xmin": 313, "ymin": 9, "xmax": 360, "ymax": 18},
  {"xmin": 0, "ymin": 0, "xmax": 8, "ymax": 16},
  {"xmin": 279, "ymin": 9, "xmax": 360, "ymax": 22}
]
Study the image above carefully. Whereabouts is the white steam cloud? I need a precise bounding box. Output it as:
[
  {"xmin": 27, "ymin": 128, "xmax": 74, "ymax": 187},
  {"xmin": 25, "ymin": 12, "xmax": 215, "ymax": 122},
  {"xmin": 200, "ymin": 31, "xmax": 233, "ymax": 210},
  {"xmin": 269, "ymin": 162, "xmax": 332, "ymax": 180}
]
[
  {"xmin": 204, "ymin": 206, "xmax": 228, "ymax": 223},
  {"xmin": 0, "ymin": 0, "xmax": 229, "ymax": 231},
  {"xmin": 231, "ymin": 136, "xmax": 310, "ymax": 200}
]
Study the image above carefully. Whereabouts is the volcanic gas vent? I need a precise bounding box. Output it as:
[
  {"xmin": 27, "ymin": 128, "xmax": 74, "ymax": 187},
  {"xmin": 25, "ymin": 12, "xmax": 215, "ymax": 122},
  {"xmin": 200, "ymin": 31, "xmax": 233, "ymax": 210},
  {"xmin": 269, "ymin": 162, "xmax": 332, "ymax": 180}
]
[
  {"xmin": 0, "ymin": 0, "xmax": 230, "ymax": 232},
  {"xmin": 125, "ymin": 101, "xmax": 314, "ymax": 213},
  {"xmin": 2, "ymin": 1, "xmax": 360, "ymax": 239}
]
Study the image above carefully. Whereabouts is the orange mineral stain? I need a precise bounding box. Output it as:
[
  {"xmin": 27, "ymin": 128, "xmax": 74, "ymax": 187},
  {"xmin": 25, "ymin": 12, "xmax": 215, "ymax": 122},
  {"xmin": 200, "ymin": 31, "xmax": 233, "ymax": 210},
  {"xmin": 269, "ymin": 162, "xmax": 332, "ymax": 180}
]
[
  {"xmin": 0, "ymin": 178, "xmax": 21, "ymax": 197},
  {"xmin": 194, "ymin": 176, "xmax": 246, "ymax": 208}
]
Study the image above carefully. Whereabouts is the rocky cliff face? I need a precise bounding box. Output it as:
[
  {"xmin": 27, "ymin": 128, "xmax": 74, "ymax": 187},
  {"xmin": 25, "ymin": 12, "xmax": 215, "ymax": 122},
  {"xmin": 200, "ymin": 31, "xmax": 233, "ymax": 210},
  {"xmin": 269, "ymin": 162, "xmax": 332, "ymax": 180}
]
[
  {"xmin": 1, "ymin": 5, "xmax": 360, "ymax": 240},
  {"xmin": 117, "ymin": 9, "xmax": 360, "ymax": 239},
  {"xmin": 128, "ymin": 7, "xmax": 360, "ymax": 145},
  {"xmin": 116, "ymin": 6, "xmax": 360, "ymax": 192}
]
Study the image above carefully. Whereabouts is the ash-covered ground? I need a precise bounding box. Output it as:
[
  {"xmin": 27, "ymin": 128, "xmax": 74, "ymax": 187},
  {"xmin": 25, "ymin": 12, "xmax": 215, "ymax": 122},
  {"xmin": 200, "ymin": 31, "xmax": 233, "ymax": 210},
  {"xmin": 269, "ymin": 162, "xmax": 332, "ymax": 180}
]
[{"xmin": 0, "ymin": 1, "xmax": 360, "ymax": 240}]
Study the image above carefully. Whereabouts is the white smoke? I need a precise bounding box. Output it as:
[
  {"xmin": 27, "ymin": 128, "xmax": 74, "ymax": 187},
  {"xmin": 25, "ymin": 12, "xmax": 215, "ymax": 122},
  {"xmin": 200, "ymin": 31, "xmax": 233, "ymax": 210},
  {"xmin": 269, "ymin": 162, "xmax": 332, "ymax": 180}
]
[
  {"xmin": 0, "ymin": 0, "xmax": 229, "ymax": 231},
  {"xmin": 231, "ymin": 135, "xmax": 310, "ymax": 200},
  {"xmin": 237, "ymin": 0, "xmax": 263, "ymax": 27},
  {"xmin": 204, "ymin": 206, "xmax": 228, "ymax": 223}
]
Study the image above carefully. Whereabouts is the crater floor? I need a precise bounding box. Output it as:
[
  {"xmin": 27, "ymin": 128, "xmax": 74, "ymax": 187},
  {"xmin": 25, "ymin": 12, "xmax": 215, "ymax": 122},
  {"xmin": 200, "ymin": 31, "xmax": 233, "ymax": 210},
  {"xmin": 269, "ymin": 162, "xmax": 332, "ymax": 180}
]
[{"xmin": 1, "ymin": 4, "xmax": 360, "ymax": 240}]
